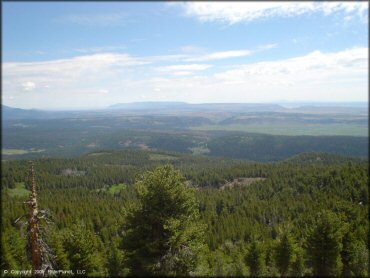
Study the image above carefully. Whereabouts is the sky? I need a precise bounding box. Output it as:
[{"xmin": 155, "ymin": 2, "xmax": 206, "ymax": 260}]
[{"xmin": 3, "ymin": 1, "xmax": 369, "ymax": 109}]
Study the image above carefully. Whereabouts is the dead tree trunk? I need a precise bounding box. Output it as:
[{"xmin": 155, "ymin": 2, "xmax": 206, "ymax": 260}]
[{"xmin": 29, "ymin": 161, "xmax": 42, "ymax": 271}]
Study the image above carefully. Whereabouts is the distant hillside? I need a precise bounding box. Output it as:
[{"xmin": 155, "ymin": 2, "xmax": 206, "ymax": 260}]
[
  {"xmin": 2, "ymin": 105, "xmax": 50, "ymax": 120},
  {"xmin": 287, "ymin": 105, "xmax": 368, "ymax": 115},
  {"xmin": 108, "ymin": 102, "xmax": 286, "ymax": 112},
  {"xmin": 207, "ymin": 134, "xmax": 368, "ymax": 161},
  {"xmin": 283, "ymin": 152, "xmax": 367, "ymax": 164},
  {"xmin": 108, "ymin": 101, "xmax": 189, "ymax": 110},
  {"xmin": 2, "ymin": 105, "xmax": 104, "ymax": 120},
  {"xmin": 4, "ymin": 102, "xmax": 367, "ymax": 120},
  {"xmin": 278, "ymin": 101, "xmax": 368, "ymax": 108}
]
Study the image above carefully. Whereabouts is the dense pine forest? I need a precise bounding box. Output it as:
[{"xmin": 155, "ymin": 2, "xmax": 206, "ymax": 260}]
[
  {"xmin": 4, "ymin": 0, "xmax": 369, "ymax": 276},
  {"xmin": 2, "ymin": 149, "xmax": 368, "ymax": 276}
]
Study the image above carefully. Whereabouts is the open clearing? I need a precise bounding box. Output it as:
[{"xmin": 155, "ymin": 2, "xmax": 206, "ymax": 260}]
[
  {"xmin": 191, "ymin": 124, "xmax": 368, "ymax": 137},
  {"xmin": 97, "ymin": 183, "xmax": 127, "ymax": 194},
  {"xmin": 2, "ymin": 148, "xmax": 45, "ymax": 155},
  {"xmin": 221, "ymin": 177, "xmax": 266, "ymax": 190},
  {"xmin": 6, "ymin": 182, "xmax": 31, "ymax": 197},
  {"xmin": 87, "ymin": 152, "xmax": 111, "ymax": 156}
]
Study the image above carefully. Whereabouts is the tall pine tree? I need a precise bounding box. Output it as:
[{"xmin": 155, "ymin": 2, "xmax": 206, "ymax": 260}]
[
  {"xmin": 306, "ymin": 211, "xmax": 343, "ymax": 276},
  {"xmin": 245, "ymin": 240, "xmax": 265, "ymax": 276},
  {"xmin": 275, "ymin": 232, "xmax": 293, "ymax": 276},
  {"xmin": 122, "ymin": 165, "xmax": 206, "ymax": 276}
]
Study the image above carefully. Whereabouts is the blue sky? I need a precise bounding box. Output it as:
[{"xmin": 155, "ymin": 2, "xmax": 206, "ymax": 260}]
[{"xmin": 3, "ymin": 1, "xmax": 368, "ymax": 109}]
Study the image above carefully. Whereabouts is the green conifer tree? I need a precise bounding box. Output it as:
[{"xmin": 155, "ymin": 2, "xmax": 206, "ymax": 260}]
[
  {"xmin": 245, "ymin": 240, "xmax": 265, "ymax": 277},
  {"xmin": 48, "ymin": 231, "xmax": 70, "ymax": 270},
  {"xmin": 275, "ymin": 232, "xmax": 293, "ymax": 276},
  {"xmin": 290, "ymin": 246, "xmax": 305, "ymax": 277},
  {"xmin": 341, "ymin": 231, "xmax": 368, "ymax": 277},
  {"xmin": 63, "ymin": 224, "xmax": 106, "ymax": 276},
  {"xmin": 306, "ymin": 211, "xmax": 343, "ymax": 276},
  {"xmin": 107, "ymin": 241, "xmax": 128, "ymax": 277},
  {"xmin": 122, "ymin": 165, "xmax": 206, "ymax": 276}
]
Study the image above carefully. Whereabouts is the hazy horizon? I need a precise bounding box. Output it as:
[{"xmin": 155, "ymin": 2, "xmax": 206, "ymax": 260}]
[
  {"xmin": 3, "ymin": 100, "xmax": 368, "ymax": 112},
  {"xmin": 3, "ymin": 2, "xmax": 368, "ymax": 109}
]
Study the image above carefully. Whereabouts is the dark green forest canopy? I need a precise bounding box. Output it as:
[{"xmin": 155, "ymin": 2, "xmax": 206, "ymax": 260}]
[
  {"xmin": 2, "ymin": 108, "xmax": 368, "ymax": 161},
  {"xmin": 1, "ymin": 150, "xmax": 369, "ymax": 276}
]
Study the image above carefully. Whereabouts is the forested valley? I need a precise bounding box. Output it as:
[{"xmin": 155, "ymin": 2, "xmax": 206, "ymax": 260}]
[
  {"xmin": 3, "ymin": 0, "xmax": 369, "ymax": 276},
  {"xmin": 2, "ymin": 150, "xmax": 368, "ymax": 276}
]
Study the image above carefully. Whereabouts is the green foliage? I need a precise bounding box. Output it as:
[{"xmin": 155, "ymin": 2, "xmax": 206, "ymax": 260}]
[
  {"xmin": 1, "ymin": 227, "xmax": 31, "ymax": 270},
  {"xmin": 275, "ymin": 232, "xmax": 293, "ymax": 276},
  {"xmin": 245, "ymin": 240, "xmax": 265, "ymax": 276},
  {"xmin": 204, "ymin": 241, "xmax": 248, "ymax": 276},
  {"xmin": 107, "ymin": 241, "xmax": 129, "ymax": 277},
  {"xmin": 306, "ymin": 211, "xmax": 344, "ymax": 276},
  {"xmin": 5, "ymin": 182, "xmax": 30, "ymax": 197},
  {"xmin": 62, "ymin": 224, "xmax": 106, "ymax": 276},
  {"xmin": 1, "ymin": 150, "xmax": 368, "ymax": 276},
  {"xmin": 208, "ymin": 134, "xmax": 368, "ymax": 161},
  {"xmin": 341, "ymin": 231, "xmax": 369, "ymax": 277},
  {"xmin": 48, "ymin": 231, "xmax": 70, "ymax": 269},
  {"xmin": 122, "ymin": 165, "xmax": 206, "ymax": 276},
  {"xmin": 3, "ymin": 108, "xmax": 368, "ymax": 160},
  {"xmin": 290, "ymin": 246, "xmax": 305, "ymax": 277}
]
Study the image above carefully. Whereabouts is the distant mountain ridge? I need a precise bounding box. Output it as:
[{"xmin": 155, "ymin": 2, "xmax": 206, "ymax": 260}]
[
  {"xmin": 108, "ymin": 101, "xmax": 190, "ymax": 110},
  {"xmin": 2, "ymin": 105, "xmax": 96, "ymax": 120},
  {"xmin": 3, "ymin": 101, "xmax": 367, "ymax": 120},
  {"xmin": 2, "ymin": 105, "xmax": 51, "ymax": 120},
  {"xmin": 108, "ymin": 102, "xmax": 286, "ymax": 112}
]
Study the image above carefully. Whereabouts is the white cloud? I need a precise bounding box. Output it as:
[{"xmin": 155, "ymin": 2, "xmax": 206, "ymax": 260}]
[
  {"xmin": 178, "ymin": 2, "xmax": 368, "ymax": 24},
  {"xmin": 214, "ymin": 47, "xmax": 367, "ymax": 84},
  {"xmin": 180, "ymin": 45, "xmax": 206, "ymax": 53},
  {"xmin": 185, "ymin": 50, "xmax": 252, "ymax": 62},
  {"xmin": 156, "ymin": 64, "xmax": 212, "ymax": 77},
  {"xmin": 152, "ymin": 45, "xmax": 273, "ymax": 64},
  {"xmin": 22, "ymin": 81, "xmax": 36, "ymax": 91},
  {"xmin": 3, "ymin": 47, "xmax": 367, "ymax": 108},
  {"xmin": 4, "ymin": 53, "xmax": 148, "ymax": 86},
  {"xmin": 145, "ymin": 47, "xmax": 368, "ymax": 103},
  {"xmin": 172, "ymin": 71, "xmax": 194, "ymax": 76},
  {"xmin": 3, "ymin": 53, "xmax": 150, "ymax": 108},
  {"xmin": 157, "ymin": 64, "xmax": 212, "ymax": 72},
  {"xmin": 99, "ymin": 89, "xmax": 109, "ymax": 94},
  {"xmin": 175, "ymin": 44, "xmax": 276, "ymax": 63},
  {"xmin": 258, "ymin": 43, "xmax": 278, "ymax": 51}
]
